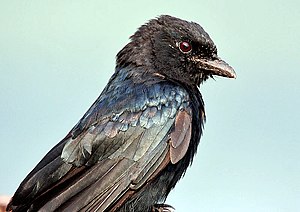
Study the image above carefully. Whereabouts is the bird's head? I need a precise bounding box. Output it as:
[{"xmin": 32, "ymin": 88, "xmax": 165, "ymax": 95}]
[{"xmin": 116, "ymin": 15, "xmax": 236, "ymax": 86}]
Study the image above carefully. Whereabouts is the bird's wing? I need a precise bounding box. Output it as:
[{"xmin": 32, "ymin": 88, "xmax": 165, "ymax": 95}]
[{"xmin": 8, "ymin": 74, "xmax": 194, "ymax": 211}]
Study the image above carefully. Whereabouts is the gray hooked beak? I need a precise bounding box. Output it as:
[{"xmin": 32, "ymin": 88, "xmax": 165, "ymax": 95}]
[{"xmin": 193, "ymin": 56, "xmax": 236, "ymax": 79}]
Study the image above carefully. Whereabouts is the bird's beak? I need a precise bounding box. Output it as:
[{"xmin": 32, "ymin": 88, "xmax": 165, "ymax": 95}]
[{"xmin": 193, "ymin": 56, "xmax": 236, "ymax": 79}]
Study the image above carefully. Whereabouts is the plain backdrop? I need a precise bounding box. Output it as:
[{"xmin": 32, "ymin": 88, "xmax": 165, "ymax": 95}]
[{"xmin": 0, "ymin": 1, "xmax": 299, "ymax": 211}]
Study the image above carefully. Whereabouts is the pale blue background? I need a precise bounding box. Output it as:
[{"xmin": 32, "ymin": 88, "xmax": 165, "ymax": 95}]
[{"xmin": 1, "ymin": 1, "xmax": 299, "ymax": 211}]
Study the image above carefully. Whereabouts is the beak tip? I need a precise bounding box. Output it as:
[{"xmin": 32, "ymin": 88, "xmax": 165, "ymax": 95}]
[
  {"xmin": 216, "ymin": 65, "xmax": 236, "ymax": 79},
  {"xmin": 228, "ymin": 69, "xmax": 237, "ymax": 79},
  {"xmin": 216, "ymin": 60, "xmax": 236, "ymax": 79}
]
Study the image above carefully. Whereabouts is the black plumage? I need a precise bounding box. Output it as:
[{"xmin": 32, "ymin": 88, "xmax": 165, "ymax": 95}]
[{"xmin": 7, "ymin": 15, "xmax": 235, "ymax": 212}]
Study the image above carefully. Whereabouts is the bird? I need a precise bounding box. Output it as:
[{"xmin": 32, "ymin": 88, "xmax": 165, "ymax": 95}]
[{"xmin": 7, "ymin": 15, "xmax": 235, "ymax": 212}]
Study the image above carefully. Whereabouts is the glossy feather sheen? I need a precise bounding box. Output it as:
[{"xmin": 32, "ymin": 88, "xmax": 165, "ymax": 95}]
[
  {"xmin": 7, "ymin": 15, "xmax": 224, "ymax": 212},
  {"xmin": 8, "ymin": 67, "xmax": 204, "ymax": 212}
]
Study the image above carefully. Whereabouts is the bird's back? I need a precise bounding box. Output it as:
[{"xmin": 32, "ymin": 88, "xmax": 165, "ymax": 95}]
[{"xmin": 8, "ymin": 68, "xmax": 205, "ymax": 212}]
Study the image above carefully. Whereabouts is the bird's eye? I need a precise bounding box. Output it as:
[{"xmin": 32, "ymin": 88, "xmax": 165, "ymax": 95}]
[{"xmin": 178, "ymin": 41, "xmax": 192, "ymax": 53}]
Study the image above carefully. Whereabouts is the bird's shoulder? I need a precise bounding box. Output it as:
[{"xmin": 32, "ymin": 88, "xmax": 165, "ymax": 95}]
[{"xmin": 62, "ymin": 67, "xmax": 194, "ymax": 166}]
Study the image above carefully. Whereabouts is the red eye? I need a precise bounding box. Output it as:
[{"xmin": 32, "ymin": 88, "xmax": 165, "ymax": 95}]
[{"xmin": 179, "ymin": 41, "xmax": 192, "ymax": 53}]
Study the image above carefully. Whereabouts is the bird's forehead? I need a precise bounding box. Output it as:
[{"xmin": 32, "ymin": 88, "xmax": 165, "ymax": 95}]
[
  {"xmin": 183, "ymin": 22, "xmax": 214, "ymax": 45},
  {"xmin": 158, "ymin": 15, "xmax": 215, "ymax": 46}
]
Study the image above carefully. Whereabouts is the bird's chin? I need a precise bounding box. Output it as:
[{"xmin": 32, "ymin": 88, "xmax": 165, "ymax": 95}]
[{"xmin": 192, "ymin": 71, "xmax": 210, "ymax": 85}]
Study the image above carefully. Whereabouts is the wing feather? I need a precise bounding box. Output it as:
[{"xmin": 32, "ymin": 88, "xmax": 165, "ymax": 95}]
[
  {"xmin": 170, "ymin": 109, "xmax": 192, "ymax": 164},
  {"xmin": 8, "ymin": 74, "xmax": 196, "ymax": 211}
]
